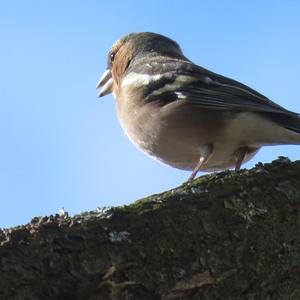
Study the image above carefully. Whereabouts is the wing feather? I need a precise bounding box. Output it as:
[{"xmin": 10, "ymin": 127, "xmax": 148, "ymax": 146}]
[{"xmin": 141, "ymin": 58, "xmax": 298, "ymax": 116}]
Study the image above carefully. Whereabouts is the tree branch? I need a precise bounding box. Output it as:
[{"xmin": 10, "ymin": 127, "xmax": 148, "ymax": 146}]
[{"xmin": 1, "ymin": 157, "xmax": 300, "ymax": 299}]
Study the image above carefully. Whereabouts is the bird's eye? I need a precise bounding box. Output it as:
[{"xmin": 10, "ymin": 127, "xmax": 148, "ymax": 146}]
[{"xmin": 110, "ymin": 52, "xmax": 116, "ymax": 62}]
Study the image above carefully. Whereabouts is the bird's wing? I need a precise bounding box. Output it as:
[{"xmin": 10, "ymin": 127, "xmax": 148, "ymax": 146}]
[{"xmin": 141, "ymin": 58, "xmax": 298, "ymax": 116}]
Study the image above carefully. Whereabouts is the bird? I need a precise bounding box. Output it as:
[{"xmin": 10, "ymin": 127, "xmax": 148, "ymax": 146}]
[{"xmin": 96, "ymin": 32, "xmax": 300, "ymax": 181}]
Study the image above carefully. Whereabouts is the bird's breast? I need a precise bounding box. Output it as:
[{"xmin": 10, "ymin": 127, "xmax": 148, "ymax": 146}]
[{"xmin": 114, "ymin": 88, "xmax": 230, "ymax": 170}]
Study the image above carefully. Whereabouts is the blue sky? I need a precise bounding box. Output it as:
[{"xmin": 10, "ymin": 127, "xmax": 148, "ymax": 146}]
[{"xmin": 1, "ymin": 1, "xmax": 300, "ymax": 228}]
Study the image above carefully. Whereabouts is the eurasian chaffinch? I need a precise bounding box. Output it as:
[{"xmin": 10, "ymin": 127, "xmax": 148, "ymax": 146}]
[{"xmin": 96, "ymin": 32, "xmax": 300, "ymax": 180}]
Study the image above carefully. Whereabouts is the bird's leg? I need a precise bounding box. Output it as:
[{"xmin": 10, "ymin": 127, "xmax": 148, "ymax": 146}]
[
  {"xmin": 188, "ymin": 144, "xmax": 213, "ymax": 181},
  {"xmin": 188, "ymin": 156, "xmax": 206, "ymax": 181},
  {"xmin": 235, "ymin": 146, "xmax": 259, "ymax": 170},
  {"xmin": 235, "ymin": 146, "xmax": 249, "ymax": 170}
]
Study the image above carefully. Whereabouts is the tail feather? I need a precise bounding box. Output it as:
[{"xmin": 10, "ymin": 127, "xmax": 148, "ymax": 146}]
[{"xmin": 264, "ymin": 112, "xmax": 300, "ymax": 135}]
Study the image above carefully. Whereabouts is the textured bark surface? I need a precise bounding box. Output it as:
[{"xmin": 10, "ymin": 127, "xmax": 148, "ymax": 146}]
[{"xmin": 1, "ymin": 157, "xmax": 300, "ymax": 300}]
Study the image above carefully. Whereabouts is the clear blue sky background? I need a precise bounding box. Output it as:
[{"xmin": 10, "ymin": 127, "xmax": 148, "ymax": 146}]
[{"xmin": 1, "ymin": 1, "xmax": 300, "ymax": 228}]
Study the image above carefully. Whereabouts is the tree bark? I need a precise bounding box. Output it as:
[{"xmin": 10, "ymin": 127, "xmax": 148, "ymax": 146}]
[{"xmin": 1, "ymin": 157, "xmax": 300, "ymax": 300}]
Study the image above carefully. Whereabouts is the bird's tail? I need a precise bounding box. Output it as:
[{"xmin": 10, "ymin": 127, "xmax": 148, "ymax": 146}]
[{"xmin": 265, "ymin": 112, "xmax": 300, "ymax": 144}]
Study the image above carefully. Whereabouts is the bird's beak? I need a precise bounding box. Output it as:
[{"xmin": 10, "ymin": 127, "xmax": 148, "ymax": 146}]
[{"xmin": 96, "ymin": 69, "xmax": 113, "ymax": 97}]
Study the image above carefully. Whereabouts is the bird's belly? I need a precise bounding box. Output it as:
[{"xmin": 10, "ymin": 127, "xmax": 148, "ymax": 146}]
[
  {"xmin": 119, "ymin": 119, "xmax": 198, "ymax": 170},
  {"xmin": 117, "ymin": 101, "xmax": 250, "ymax": 171},
  {"xmin": 117, "ymin": 105, "xmax": 201, "ymax": 170},
  {"xmin": 121, "ymin": 116, "xmax": 259, "ymax": 171}
]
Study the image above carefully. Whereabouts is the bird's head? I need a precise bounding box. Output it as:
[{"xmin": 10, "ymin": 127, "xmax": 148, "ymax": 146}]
[{"xmin": 96, "ymin": 32, "xmax": 184, "ymax": 97}]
